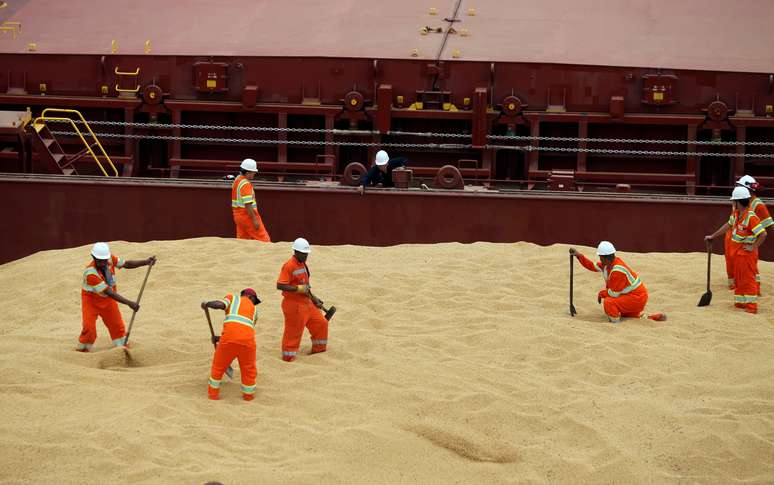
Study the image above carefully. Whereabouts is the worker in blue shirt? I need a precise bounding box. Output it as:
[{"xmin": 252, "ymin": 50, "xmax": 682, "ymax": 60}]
[{"xmin": 358, "ymin": 150, "xmax": 408, "ymax": 195}]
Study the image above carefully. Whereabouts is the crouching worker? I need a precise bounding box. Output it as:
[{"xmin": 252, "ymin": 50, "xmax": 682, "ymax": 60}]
[
  {"xmin": 77, "ymin": 242, "xmax": 156, "ymax": 352},
  {"xmin": 202, "ymin": 288, "xmax": 261, "ymax": 401},
  {"xmin": 570, "ymin": 242, "xmax": 666, "ymax": 323}
]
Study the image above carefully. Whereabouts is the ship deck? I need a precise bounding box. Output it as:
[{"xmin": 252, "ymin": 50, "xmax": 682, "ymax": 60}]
[{"xmin": 1, "ymin": 0, "xmax": 773, "ymax": 72}]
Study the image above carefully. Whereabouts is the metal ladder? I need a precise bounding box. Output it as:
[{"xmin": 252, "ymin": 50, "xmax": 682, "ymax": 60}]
[{"xmin": 30, "ymin": 108, "xmax": 118, "ymax": 176}]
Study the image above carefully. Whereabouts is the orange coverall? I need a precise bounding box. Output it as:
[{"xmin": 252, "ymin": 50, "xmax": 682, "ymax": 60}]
[
  {"xmin": 208, "ymin": 293, "xmax": 259, "ymax": 401},
  {"xmin": 231, "ymin": 174, "xmax": 271, "ymax": 242},
  {"xmin": 750, "ymin": 196, "xmax": 772, "ymax": 295},
  {"xmin": 727, "ymin": 208, "xmax": 765, "ymax": 313},
  {"xmin": 277, "ymin": 257, "xmax": 328, "ymax": 361},
  {"xmin": 577, "ymin": 254, "xmax": 649, "ymax": 323},
  {"xmin": 726, "ymin": 195, "xmax": 772, "ymax": 293},
  {"xmin": 78, "ymin": 255, "xmax": 127, "ymax": 351}
]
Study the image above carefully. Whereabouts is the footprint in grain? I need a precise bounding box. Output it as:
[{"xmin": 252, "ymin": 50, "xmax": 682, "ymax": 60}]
[{"xmin": 406, "ymin": 424, "xmax": 519, "ymax": 463}]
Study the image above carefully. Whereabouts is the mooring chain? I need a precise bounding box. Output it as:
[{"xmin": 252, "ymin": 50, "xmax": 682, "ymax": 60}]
[
  {"xmin": 497, "ymin": 145, "xmax": 773, "ymax": 158},
  {"xmin": 49, "ymin": 130, "xmax": 773, "ymax": 158},
  {"xmin": 48, "ymin": 130, "xmax": 471, "ymax": 150},
  {"xmin": 46, "ymin": 119, "xmax": 471, "ymax": 138},
  {"xmin": 487, "ymin": 134, "xmax": 774, "ymax": 147},
  {"xmin": 46, "ymin": 119, "xmax": 774, "ymax": 147}
]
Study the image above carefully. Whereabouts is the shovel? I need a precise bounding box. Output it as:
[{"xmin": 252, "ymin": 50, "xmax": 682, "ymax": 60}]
[
  {"xmin": 569, "ymin": 252, "xmax": 577, "ymax": 316},
  {"xmin": 309, "ymin": 289, "xmax": 336, "ymax": 321},
  {"xmin": 203, "ymin": 306, "xmax": 233, "ymax": 379},
  {"xmin": 697, "ymin": 240, "xmax": 713, "ymax": 307},
  {"xmin": 124, "ymin": 263, "xmax": 153, "ymax": 348}
]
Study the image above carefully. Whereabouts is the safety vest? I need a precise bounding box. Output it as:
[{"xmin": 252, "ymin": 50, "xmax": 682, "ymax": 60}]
[
  {"xmin": 82, "ymin": 260, "xmax": 120, "ymax": 296},
  {"xmin": 231, "ymin": 175, "xmax": 256, "ymax": 209},
  {"xmin": 223, "ymin": 293, "xmax": 259, "ymax": 329},
  {"xmin": 601, "ymin": 262, "xmax": 642, "ymax": 298},
  {"xmin": 730, "ymin": 208, "xmax": 764, "ymax": 245},
  {"xmin": 751, "ymin": 196, "xmax": 773, "ymax": 229}
]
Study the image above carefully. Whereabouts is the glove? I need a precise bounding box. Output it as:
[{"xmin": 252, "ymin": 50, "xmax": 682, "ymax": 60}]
[
  {"xmin": 597, "ymin": 289, "xmax": 608, "ymax": 303},
  {"xmin": 212, "ymin": 335, "xmax": 220, "ymax": 346}
]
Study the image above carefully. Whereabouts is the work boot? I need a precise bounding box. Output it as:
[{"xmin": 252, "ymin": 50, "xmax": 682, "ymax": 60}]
[
  {"xmin": 242, "ymin": 394, "xmax": 254, "ymax": 401},
  {"xmin": 745, "ymin": 304, "xmax": 758, "ymax": 314}
]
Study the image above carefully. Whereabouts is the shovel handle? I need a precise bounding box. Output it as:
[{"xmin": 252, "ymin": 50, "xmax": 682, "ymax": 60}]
[
  {"xmin": 124, "ymin": 263, "xmax": 153, "ymax": 346},
  {"xmin": 203, "ymin": 306, "xmax": 216, "ymax": 346},
  {"xmin": 706, "ymin": 239, "xmax": 712, "ymax": 292}
]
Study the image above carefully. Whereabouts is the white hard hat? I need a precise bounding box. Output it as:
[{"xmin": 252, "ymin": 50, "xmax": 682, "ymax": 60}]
[
  {"xmin": 240, "ymin": 158, "xmax": 258, "ymax": 172},
  {"xmin": 730, "ymin": 186, "xmax": 751, "ymax": 200},
  {"xmin": 91, "ymin": 242, "xmax": 111, "ymax": 260},
  {"xmin": 291, "ymin": 237, "xmax": 311, "ymax": 254},
  {"xmin": 596, "ymin": 241, "xmax": 616, "ymax": 256},
  {"xmin": 375, "ymin": 150, "xmax": 389, "ymax": 166},
  {"xmin": 736, "ymin": 175, "xmax": 758, "ymax": 189}
]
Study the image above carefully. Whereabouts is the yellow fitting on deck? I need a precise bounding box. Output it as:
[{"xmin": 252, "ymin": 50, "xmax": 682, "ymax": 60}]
[
  {"xmin": 111, "ymin": 40, "xmax": 118, "ymax": 54},
  {"xmin": 27, "ymin": 42, "xmax": 36, "ymax": 52},
  {"xmin": 428, "ymin": 7, "xmax": 437, "ymax": 15},
  {"xmin": 467, "ymin": 8, "xmax": 476, "ymax": 15},
  {"xmin": 451, "ymin": 49, "xmax": 461, "ymax": 58},
  {"xmin": 144, "ymin": 40, "xmax": 151, "ymax": 54}
]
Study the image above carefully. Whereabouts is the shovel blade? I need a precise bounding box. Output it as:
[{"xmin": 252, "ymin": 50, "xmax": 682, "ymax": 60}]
[
  {"xmin": 569, "ymin": 304, "xmax": 577, "ymax": 317},
  {"xmin": 697, "ymin": 291, "xmax": 712, "ymax": 307},
  {"xmin": 324, "ymin": 306, "xmax": 337, "ymax": 321}
]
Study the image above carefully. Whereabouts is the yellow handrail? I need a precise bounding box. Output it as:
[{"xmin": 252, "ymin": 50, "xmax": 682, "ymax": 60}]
[{"xmin": 35, "ymin": 108, "xmax": 118, "ymax": 177}]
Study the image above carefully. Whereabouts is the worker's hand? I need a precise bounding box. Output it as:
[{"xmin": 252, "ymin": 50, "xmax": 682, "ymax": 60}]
[
  {"xmin": 569, "ymin": 248, "xmax": 579, "ymax": 256},
  {"xmin": 128, "ymin": 301, "xmax": 140, "ymax": 312},
  {"xmin": 146, "ymin": 255, "xmax": 157, "ymax": 266},
  {"xmin": 704, "ymin": 235, "xmax": 714, "ymax": 242},
  {"xmin": 296, "ymin": 285, "xmax": 309, "ymax": 294},
  {"xmin": 743, "ymin": 244, "xmax": 755, "ymax": 252},
  {"xmin": 358, "ymin": 185, "xmax": 365, "ymax": 195},
  {"xmin": 211, "ymin": 335, "xmax": 220, "ymax": 346},
  {"xmin": 597, "ymin": 290, "xmax": 607, "ymax": 303},
  {"xmin": 201, "ymin": 301, "xmax": 208, "ymax": 310}
]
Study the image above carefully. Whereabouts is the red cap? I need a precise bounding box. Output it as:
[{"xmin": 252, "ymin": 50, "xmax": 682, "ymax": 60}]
[{"xmin": 241, "ymin": 288, "xmax": 257, "ymax": 298}]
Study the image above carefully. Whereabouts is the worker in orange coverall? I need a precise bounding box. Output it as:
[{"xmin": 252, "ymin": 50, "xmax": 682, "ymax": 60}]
[
  {"xmin": 570, "ymin": 242, "xmax": 666, "ymax": 324},
  {"xmin": 715, "ymin": 175, "xmax": 772, "ymax": 292},
  {"xmin": 231, "ymin": 158, "xmax": 271, "ymax": 242},
  {"xmin": 735, "ymin": 175, "xmax": 771, "ymax": 295},
  {"xmin": 276, "ymin": 238, "xmax": 329, "ymax": 362},
  {"xmin": 201, "ymin": 288, "xmax": 261, "ymax": 401},
  {"xmin": 705, "ymin": 186, "xmax": 767, "ymax": 314},
  {"xmin": 77, "ymin": 242, "xmax": 156, "ymax": 352}
]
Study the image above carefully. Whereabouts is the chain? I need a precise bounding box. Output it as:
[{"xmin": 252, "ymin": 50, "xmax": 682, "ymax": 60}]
[
  {"xmin": 487, "ymin": 133, "xmax": 774, "ymax": 147},
  {"xmin": 46, "ymin": 119, "xmax": 471, "ymax": 138},
  {"xmin": 50, "ymin": 130, "xmax": 773, "ymax": 157},
  {"xmin": 49, "ymin": 131, "xmax": 471, "ymax": 150},
  {"xmin": 486, "ymin": 144, "xmax": 772, "ymax": 158},
  {"xmin": 46, "ymin": 118, "xmax": 774, "ymax": 146}
]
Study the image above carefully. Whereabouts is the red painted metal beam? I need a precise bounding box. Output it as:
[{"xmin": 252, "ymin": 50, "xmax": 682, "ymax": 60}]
[{"xmin": 0, "ymin": 175, "xmax": 770, "ymax": 265}]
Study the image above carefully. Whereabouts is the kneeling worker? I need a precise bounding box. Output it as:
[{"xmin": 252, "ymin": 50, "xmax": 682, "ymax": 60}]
[
  {"xmin": 570, "ymin": 242, "xmax": 665, "ymax": 323},
  {"xmin": 358, "ymin": 150, "xmax": 408, "ymax": 194},
  {"xmin": 231, "ymin": 158, "xmax": 271, "ymax": 242},
  {"xmin": 202, "ymin": 288, "xmax": 261, "ymax": 401},
  {"xmin": 276, "ymin": 238, "xmax": 329, "ymax": 361}
]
